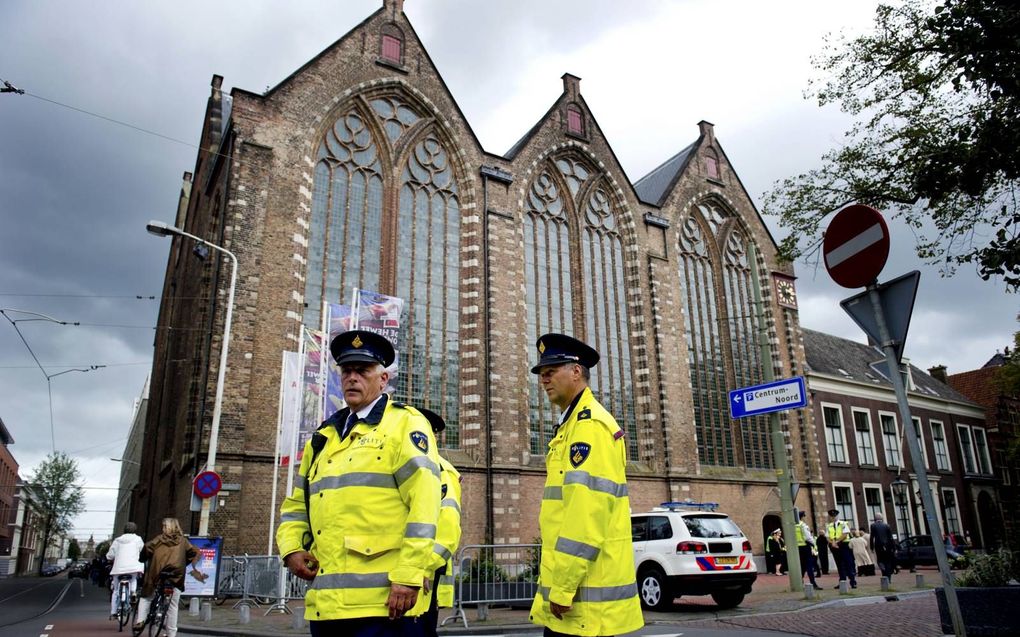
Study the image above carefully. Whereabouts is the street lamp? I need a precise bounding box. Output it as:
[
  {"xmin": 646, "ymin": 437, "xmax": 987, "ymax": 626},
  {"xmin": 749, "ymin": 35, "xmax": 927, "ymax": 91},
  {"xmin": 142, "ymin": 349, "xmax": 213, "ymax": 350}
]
[
  {"xmin": 147, "ymin": 220, "xmax": 238, "ymax": 537},
  {"xmin": 891, "ymin": 476, "xmax": 909, "ymax": 536},
  {"xmin": 110, "ymin": 457, "xmax": 141, "ymax": 465}
]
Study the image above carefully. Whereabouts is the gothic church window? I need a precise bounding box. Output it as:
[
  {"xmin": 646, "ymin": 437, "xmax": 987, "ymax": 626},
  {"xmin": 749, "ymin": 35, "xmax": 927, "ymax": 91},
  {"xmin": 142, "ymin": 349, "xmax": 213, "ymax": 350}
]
[
  {"xmin": 305, "ymin": 95, "xmax": 461, "ymax": 446},
  {"xmin": 678, "ymin": 201, "xmax": 773, "ymax": 468},
  {"xmin": 524, "ymin": 157, "xmax": 638, "ymax": 460}
]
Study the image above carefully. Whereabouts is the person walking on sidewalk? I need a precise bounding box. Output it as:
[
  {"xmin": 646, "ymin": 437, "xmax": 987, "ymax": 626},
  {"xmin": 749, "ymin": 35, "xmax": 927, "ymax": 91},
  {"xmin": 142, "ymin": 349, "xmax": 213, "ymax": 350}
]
[
  {"xmin": 106, "ymin": 521, "xmax": 144, "ymax": 620},
  {"xmin": 869, "ymin": 513, "xmax": 897, "ymax": 579},
  {"xmin": 528, "ymin": 333, "xmax": 644, "ymax": 637},
  {"xmin": 418, "ymin": 407, "xmax": 462, "ymax": 637},
  {"xmin": 827, "ymin": 509, "xmax": 857, "ymax": 589},
  {"xmin": 276, "ymin": 330, "xmax": 442, "ymax": 637},
  {"xmin": 795, "ymin": 512, "xmax": 818, "ymax": 589},
  {"xmin": 850, "ymin": 529, "xmax": 874, "ymax": 576}
]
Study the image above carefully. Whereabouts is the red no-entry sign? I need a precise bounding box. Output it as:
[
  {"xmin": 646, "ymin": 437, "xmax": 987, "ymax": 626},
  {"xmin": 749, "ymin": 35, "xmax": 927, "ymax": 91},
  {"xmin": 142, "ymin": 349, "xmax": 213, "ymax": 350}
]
[
  {"xmin": 193, "ymin": 471, "xmax": 222, "ymax": 499},
  {"xmin": 823, "ymin": 204, "xmax": 890, "ymax": 288}
]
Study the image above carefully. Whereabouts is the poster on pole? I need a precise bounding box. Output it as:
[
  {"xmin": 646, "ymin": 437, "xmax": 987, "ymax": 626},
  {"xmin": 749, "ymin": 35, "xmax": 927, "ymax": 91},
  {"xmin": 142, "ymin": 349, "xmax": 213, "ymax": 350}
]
[
  {"xmin": 352, "ymin": 289, "xmax": 404, "ymax": 394},
  {"xmin": 297, "ymin": 329, "xmax": 325, "ymax": 460},
  {"xmin": 278, "ymin": 351, "xmax": 303, "ymax": 466},
  {"xmin": 183, "ymin": 536, "xmax": 222, "ymax": 597}
]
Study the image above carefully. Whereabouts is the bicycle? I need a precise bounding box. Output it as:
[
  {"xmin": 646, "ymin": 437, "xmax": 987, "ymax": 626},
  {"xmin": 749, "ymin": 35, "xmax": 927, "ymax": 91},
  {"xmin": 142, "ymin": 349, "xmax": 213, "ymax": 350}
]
[
  {"xmin": 114, "ymin": 574, "xmax": 137, "ymax": 632},
  {"xmin": 132, "ymin": 567, "xmax": 176, "ymax": 637}
]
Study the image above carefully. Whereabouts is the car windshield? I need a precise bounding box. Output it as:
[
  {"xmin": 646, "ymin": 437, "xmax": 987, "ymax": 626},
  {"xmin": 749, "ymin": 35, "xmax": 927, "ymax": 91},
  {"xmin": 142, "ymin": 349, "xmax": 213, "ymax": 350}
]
[{"xmin": 682, "ymin": 515, "xmax": 743, "ymax": 538}]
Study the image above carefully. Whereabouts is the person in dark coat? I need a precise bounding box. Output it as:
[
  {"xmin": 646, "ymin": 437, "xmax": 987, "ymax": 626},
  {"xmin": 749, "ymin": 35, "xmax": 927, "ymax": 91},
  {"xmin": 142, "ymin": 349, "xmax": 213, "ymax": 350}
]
[
  {"xmin": 869, "ymin": 513, "xmax": 897, "ymax": 579},
  {"xmin": 816, "ymin": 526, "xmax": 830, "ymax": 575},
  {"xmin": 134, "ymin": 518, "xmax": 202, "ymax": 637}
]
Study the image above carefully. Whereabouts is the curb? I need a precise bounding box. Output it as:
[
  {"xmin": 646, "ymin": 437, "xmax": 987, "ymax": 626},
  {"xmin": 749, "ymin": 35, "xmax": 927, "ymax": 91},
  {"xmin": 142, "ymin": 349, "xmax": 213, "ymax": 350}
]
[{"xmin": 809, "ymin": 588, "xmax": 933, "ymax": 609}]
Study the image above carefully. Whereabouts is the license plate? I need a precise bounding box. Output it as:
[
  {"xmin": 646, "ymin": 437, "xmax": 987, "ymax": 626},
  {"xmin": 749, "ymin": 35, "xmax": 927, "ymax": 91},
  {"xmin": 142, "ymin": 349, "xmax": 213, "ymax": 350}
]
[{"xmin": 715, "ymin": 556, "xmax": 738, "ymax": 565}]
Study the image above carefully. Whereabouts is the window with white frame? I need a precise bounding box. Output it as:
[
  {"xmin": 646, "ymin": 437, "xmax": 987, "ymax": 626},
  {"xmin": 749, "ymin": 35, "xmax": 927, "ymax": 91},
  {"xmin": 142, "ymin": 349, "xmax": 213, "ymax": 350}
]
[
  {"xmin": 911, "ymin": 417, "xmax": 929, "ymax": 469},
  {"xmin": 891, "ymin": 484, "xmax": 914, "ymax": 537},
  {"xmin": 957, "ymin": 424, "xmax": 977, "ymax": 473},
  {"xmin": 833, "ymin": 483, "xmax": 856, "ymax": 528},
  {"xmin": 863, "ymin": 484, "xmax": 884, "ymax": 527},
  {"xmin": 852, "ymin": 408, "xmax": 877, "ymax": 465},
  {"xmin": 972, "ymin": 427, "xmax": 992, "ymax": 474},
  {"xmin": 822, "ymin": 404, "xmax": 848, "ymax": 463},
  {"xmin": 880, "ymin": 412, "xmax": 901, "ymax": 468},
  {"xmin": 930, "ymin": 420, "xmax": 952, "ymax": 471},
  {"xmin": 942, "ymin": 488, "xmax": 962, "ymax": 535}
]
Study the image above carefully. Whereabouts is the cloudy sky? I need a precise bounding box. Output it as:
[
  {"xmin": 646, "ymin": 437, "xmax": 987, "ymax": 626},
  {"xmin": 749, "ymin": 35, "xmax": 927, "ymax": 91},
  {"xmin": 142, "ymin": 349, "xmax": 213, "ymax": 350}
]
[{"xmin": 1, "ymin": 0, "xmax": 1015, "ymax": 544}]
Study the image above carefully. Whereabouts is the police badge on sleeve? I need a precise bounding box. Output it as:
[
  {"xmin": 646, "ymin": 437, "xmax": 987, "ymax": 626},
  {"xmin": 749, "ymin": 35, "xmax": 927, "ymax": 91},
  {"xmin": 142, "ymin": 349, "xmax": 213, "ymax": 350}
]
[
  {"xmin": 569, "ymin": 442, "xmax": 591, "ymax": 467},
  {"xmin": 410, "ymin": 431, "xmax": 429, "ymax": 454}
]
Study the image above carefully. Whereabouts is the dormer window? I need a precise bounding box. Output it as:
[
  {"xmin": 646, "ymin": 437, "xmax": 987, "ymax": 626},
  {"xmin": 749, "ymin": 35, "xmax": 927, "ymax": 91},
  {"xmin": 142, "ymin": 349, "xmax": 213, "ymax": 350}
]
[
  {"xmin": 566, "ymin": 106, "xmax": 584, "ymax": 135},
  {"xmin": 379, "ymin": 23, "xmax": 405, "ymax": 66},
  {"xmin": 381, "ymin": 34, "xmax": 402, "ymax": 63},
  {"xmin": 705, "ymin": 149, "xmax": 720, "ymax": 179}
]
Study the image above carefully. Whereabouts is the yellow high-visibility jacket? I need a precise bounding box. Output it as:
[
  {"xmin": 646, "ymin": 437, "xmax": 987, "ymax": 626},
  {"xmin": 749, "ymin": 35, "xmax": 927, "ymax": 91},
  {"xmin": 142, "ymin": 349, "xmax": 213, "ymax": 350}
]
[
  {"xmin": 529, "ymin": 387, "xmax": 644, "ymax": 636},
  {"xmin": 428, "ymin": 455, "xmax": 461, "ymax": 608},
  {"xmin": 276, "ymin": 395, "xmax": 441, "ymax": 621}
]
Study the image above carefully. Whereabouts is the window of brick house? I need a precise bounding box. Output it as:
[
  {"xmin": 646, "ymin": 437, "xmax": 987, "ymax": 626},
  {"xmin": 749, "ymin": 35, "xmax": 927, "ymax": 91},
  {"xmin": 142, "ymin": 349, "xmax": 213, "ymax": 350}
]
[
  {"xmin": 381, "ymin": 34, "xmax": 402, "ymax": 63},
  {"xmin": 566, "ymin": 106, "xmax": 584, "ymax": 135}
]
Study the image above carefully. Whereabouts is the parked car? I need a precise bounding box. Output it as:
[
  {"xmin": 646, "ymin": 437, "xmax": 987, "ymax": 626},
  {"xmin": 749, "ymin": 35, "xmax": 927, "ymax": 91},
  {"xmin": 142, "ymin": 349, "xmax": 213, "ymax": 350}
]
[
  {"xmin": 631, "ymin": 502, "xmax": 756, "ymax": 611},
  {"xmin": 895, "ymin": 535, "xmax": 967, "ymax": 570}
]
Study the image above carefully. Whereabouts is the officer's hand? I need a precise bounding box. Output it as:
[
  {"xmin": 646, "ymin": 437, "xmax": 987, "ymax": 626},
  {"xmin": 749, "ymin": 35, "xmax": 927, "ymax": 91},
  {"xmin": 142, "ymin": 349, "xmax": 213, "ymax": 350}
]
[
  {"xmin": 386, "ymin": 583, "xmax": 419, "ymax": 619},
  {"xmin": 422, "ymin": 577, "xmax": 431, "ymax": 595},
  {"xmin": 283, "ymin": 552, "xmax": 318, "ymax": 582},
  {"xmin": 550, "ymin": 601, "xmax": 571, "ymax": 619}
]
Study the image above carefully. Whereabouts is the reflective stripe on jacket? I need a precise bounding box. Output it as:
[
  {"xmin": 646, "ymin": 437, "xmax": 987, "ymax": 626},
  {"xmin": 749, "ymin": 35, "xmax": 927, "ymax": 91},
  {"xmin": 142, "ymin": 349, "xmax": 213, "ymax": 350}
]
[
  {"xmin": 827, "ymin": 520, "xmax": 851, "ymax": 543},
  {"xmin": 430, "ymin": 455, "xmax": 461, "ymax": 608},
  {"xmin": 275, "ymin": 395, "xmax": 441, "ymax": 621},
  {"xmin": 529, "ymin": 387, "xmax": 644, "ymax": 637}
]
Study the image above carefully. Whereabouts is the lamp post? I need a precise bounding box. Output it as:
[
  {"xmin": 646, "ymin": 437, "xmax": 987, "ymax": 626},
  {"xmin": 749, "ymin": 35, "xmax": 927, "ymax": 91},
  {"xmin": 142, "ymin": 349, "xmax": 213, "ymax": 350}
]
[
  {"xmin": 147, "ymin": 220, "xmax": 237, "ymax": 537},
  {"xmin": 891, "ymin": 477, "xmax": 909, "ymax": 536}
]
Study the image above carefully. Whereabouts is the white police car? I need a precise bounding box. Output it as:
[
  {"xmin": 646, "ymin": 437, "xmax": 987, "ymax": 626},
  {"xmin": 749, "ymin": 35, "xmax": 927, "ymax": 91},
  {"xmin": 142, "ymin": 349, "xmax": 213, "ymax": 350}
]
[{"xmin": 631, "ymin": 502, "xmax": 757, "ymax": 610}]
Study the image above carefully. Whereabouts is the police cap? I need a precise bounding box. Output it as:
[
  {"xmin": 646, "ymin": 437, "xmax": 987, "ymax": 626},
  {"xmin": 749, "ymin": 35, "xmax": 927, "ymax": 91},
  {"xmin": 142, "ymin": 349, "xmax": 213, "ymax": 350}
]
[
  {"xmin": 828, "ymin": 508, "xmax": 840, "ymax": 517},
  {"xmin": 418, "ymin": 407, "xmax": 446, "ymax": 434},
  {"xmin": 530, "ymin": 333, "xmax": 600, "ymax": 374},
  {"xmin": 330, "ymin": 330, "xmax": 395, "ymax": 367}
]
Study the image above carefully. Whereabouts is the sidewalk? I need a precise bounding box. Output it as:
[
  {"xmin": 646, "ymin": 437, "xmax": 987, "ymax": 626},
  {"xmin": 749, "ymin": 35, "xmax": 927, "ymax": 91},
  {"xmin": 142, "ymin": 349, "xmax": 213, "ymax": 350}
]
[{"xmin": 179, "ymin": 568, "xmax": 943, "ymax": 636}]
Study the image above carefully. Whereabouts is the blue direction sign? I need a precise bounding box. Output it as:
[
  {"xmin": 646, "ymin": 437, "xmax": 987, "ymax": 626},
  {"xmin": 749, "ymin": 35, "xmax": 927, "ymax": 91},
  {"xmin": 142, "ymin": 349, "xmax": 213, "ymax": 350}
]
[{"xmin": 729, "ymin": 377, "xmax": 807, "ymax": 419}]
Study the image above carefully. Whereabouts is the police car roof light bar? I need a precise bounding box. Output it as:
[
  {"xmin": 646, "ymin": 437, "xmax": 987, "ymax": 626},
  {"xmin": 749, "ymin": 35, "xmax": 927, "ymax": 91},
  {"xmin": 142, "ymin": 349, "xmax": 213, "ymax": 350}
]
[{"xmin": 657, "ymin": 501, "xmax": 719, "ymax": 512}]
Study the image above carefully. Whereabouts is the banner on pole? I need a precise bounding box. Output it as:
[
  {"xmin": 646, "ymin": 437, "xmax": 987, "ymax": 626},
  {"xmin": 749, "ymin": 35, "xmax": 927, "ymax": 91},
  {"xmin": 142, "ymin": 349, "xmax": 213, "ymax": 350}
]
[
  {"xmin": 297, "ymin": 329, "xmax": 325, "ymax": 460},
  {"xmin": 278, "ymin": 351, "xmax": 303, "ymax": 466}
]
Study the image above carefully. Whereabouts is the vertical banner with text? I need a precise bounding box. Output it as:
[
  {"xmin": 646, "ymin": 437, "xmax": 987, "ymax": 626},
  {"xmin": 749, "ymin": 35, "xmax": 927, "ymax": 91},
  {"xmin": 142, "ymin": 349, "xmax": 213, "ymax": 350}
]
[{"xmin": 278, "ymin": 351, "xmax": 303, "ymax": 466}]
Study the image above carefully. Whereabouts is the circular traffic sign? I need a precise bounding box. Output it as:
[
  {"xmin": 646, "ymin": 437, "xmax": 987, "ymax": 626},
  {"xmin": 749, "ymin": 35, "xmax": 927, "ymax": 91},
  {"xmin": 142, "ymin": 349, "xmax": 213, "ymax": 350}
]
[
  {"xmin": 823, "ymin": 204, "xmax": 890, "ymax": 288},
  {"xmin": 193, "ymin": 470, "xmax": 222, "ymax": 499}
]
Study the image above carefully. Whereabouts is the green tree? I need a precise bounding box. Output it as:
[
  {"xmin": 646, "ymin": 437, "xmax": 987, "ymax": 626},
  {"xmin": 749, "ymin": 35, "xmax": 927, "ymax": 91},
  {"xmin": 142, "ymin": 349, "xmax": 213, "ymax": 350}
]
[
  {"xmin": 28, "ymin": 452, "xmax": 85, "ymax": 575},
  {"xmin": 67, "ymin": 538, "xmax": 81, "ymax": 562},
  {"xmin": 764, "ymin": 0, "xmax": 1020, "ymax": 287}
]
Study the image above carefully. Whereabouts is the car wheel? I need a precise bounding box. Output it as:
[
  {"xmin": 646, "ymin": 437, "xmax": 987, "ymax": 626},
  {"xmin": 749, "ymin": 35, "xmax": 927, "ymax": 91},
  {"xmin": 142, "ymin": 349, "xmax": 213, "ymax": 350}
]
[
  {"xmin": 637, "ymin": 566, "xmax": 673, "ymax": 611},
  {"xmin": 711, "ymin": 590, "xmax": 745, "ymax": 609}
]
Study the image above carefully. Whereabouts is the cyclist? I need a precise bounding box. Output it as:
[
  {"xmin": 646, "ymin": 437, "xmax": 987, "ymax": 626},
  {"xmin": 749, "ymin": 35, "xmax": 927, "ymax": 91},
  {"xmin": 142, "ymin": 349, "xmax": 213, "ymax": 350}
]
[
  {"xmin": 134, "ymin": 518, "xmax": 202, "ymax": 637},
  {"xmin": 106, "ymin": 521, "xmax": 145, "ymax": 620}
]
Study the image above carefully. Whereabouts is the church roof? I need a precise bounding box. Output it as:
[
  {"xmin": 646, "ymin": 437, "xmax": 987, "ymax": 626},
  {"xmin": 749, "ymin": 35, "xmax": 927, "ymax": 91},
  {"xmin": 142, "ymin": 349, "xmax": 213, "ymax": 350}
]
[
  {"xmin": 632, "ymin": 141, "xmax": 697, "ymax": 206},
  {"xmin": 801, "ymin": 328, "xmax": 979, "ymax": 406}
]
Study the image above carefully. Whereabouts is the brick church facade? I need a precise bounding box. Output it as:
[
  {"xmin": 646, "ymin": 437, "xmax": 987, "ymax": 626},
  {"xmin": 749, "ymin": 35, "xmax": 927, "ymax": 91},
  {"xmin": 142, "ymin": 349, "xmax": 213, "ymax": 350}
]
[{"xmin": 136, "ymin": 0, "xmax": 821, "ymax": 553}]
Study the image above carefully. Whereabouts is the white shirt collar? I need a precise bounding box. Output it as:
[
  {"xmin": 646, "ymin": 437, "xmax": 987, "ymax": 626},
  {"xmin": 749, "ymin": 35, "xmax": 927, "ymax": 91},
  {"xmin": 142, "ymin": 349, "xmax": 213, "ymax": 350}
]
[{"xmin": 352, "ymin": 393, "xmax": 385, "ymax": 421}]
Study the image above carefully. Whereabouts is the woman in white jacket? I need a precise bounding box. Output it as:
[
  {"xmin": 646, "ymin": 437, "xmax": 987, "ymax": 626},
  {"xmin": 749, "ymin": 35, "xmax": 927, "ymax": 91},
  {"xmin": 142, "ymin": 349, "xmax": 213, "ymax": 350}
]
[{"xmin": 106, "ymin": 522, "xmax": 145, "ymax": 619}]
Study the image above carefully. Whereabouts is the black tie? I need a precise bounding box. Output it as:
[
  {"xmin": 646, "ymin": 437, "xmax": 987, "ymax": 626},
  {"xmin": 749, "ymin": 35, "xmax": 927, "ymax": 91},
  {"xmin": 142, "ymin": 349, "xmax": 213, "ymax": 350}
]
[{"xmin": 341, "ymin": 412, "xmax": 358, "ymax": 439}]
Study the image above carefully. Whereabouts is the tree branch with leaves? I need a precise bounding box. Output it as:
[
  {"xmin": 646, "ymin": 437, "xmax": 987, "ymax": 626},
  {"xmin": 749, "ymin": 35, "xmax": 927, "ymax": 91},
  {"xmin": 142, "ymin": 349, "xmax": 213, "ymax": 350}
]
[{"xmin": 764, "ymin": 0, "xmax": 1020, "ymax": 287}]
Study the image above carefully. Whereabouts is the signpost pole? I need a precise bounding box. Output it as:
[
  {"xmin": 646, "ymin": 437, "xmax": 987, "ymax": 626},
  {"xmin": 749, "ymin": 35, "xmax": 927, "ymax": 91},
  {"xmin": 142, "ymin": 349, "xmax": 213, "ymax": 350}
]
[
  {"xmin": 749, "ymin": 245, "xmax": 802, "ymax": 591},
  {"xmin": 866, "ymin": 283, "xmax": 966, "ymax": 636}
]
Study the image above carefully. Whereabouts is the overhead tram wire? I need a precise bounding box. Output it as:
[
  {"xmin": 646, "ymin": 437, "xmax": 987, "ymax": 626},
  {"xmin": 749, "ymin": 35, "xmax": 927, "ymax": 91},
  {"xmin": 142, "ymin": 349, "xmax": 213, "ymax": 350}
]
[{"xmin": 3, "ymin": 84, "xmax": 257, "ymax": 171}]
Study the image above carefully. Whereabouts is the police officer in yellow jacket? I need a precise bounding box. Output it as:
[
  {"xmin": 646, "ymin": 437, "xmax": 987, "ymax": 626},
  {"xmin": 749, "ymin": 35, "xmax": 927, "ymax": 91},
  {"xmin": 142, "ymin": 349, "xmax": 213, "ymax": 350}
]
[
  {"xmin": 417, "ymin": 408, "xmax": 462, "ymax": 637},
  {"xmin": 276, "ymin": 330, "xmax": 441, "ymax": 637},
  {"xmin": 529, "ymin": 333, "xmax": 644, "ymax": 637}
]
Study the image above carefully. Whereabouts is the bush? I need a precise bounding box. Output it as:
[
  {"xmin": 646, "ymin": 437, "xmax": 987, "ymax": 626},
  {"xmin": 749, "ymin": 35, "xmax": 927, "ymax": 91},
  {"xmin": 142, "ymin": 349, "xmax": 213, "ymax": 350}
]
[
  {"xmin": 463, "ymin": 557, "xmax": 508, "ymax": 583},
  {"xmin": 955, "ymin": 549, "xmax": 1020, "ymax": 587}
]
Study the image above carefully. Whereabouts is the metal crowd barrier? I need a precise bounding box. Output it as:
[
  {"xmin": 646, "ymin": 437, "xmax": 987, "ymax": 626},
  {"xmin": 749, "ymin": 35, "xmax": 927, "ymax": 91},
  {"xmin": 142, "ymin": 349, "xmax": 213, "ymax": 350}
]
[
  {"xmin": 443, "ymin": 543, "xmax": 542, "ymax": 629},
  {"xmin": 213, "ymin": 555, "xmax": 310, "ymax": 616}
]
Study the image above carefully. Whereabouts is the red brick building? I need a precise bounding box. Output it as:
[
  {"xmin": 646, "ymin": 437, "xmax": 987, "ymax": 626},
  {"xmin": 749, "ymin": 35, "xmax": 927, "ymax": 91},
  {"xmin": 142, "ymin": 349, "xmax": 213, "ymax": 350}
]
[
  {"xmin": 0, "ymin": 418, "xmax": 17, "ymax": 576},
  {"xmin": 946, "ymin": 350, "xmax": 1020, "ymax": 547},
  {"xmin": 138, "ymin": 0, "xmax": 815, "ymax": 553},
  {"xmin": 803, "ymin": 329, "xmax": 997, "ymax": 547}
]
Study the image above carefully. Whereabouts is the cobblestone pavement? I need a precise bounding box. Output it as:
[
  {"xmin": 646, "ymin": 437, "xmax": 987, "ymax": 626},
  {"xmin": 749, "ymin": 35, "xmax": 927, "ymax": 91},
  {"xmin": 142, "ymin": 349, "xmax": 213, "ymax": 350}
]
[{"xmin": 687, "ymin": 595, "xmax": 943, "ymax": 637}]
